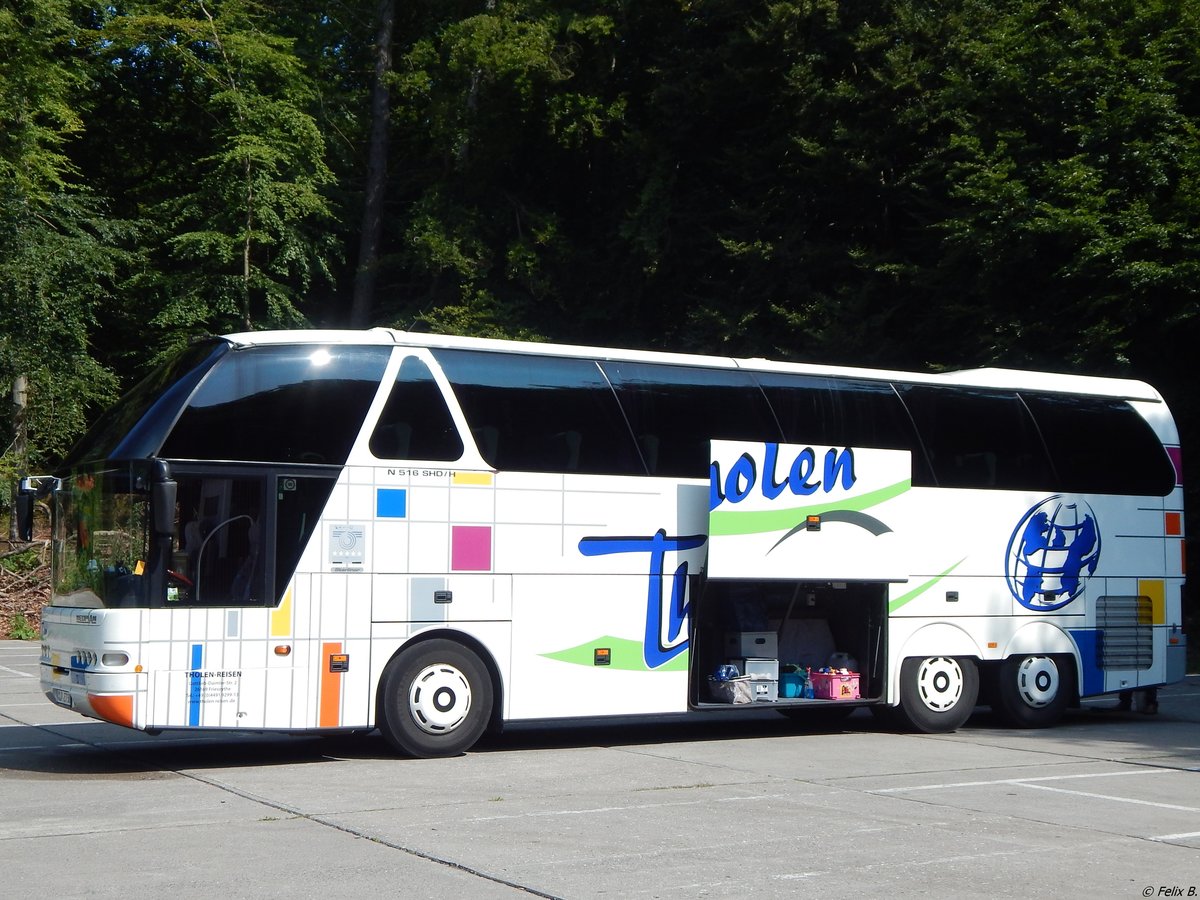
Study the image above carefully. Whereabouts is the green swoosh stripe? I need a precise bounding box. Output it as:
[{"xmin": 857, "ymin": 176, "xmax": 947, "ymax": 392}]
[
  {"xmin": 709, "ymin": 478, "xmax": 912, "ymax": 536},
  {"xmin": 542, "ymin": 636, "xmax": 689, "ymax": 672},
  {"xmin": 888, "ymin": 558, "xmax": 967, "ymax": 613}
]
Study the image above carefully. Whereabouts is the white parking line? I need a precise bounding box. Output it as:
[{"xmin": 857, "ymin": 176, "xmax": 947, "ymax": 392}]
[
  {"xmin": 0, "ymin": 665, "xmax": 35, "ymax": 678},
  {"xmin": 1150, "ymin": 831, "xmax": 1200, "ymax": 842},
  {"xmin": 868, "ymin": 768, "xmax": 1200, "ymax": 815},
  {"xmin": 868, "ymin": 769, "xmax": 1168, "ymax": 794},
  {"xmin": 1018, "ymin": 781, "xmax": 1200, "ymax": 812}
]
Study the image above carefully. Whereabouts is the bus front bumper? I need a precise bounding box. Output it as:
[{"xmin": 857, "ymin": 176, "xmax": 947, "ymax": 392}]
[{"xmin": 41, "ymin": 664, "xmax": 140, "ymax": 729}]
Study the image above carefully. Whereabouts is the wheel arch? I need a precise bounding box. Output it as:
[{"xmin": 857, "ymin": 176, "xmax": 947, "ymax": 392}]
[
  {"xmin": 1000, "ymin": 621, "xmax": 1079, "ymax": 669},
  {"xmin": 891, "ymin": 623, "xmax": 983, "ymax": 703},
  {"xmin": 374, "ymin": 628, "xmax": 506, "ymax": 732},
  {"xmin": 988, "ymin": 624, "xmax": 1084, "ymax": 700},
  {"xmin": 990, "ymin": 622, "xmax": 1081, "ymax": 714}
]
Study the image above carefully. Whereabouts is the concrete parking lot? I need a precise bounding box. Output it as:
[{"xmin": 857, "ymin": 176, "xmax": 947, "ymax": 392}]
[{"xmin": 1, "ymin": 639, "xmax": 1197, "ymax": 899}]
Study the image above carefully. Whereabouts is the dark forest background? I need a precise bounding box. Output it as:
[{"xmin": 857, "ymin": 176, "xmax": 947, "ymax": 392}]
[{"xmin": 3, "ymin": 1, "xmax": 1199, "ymax": 553}]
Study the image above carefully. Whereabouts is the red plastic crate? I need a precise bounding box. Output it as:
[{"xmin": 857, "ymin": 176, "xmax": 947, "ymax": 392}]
[{"xmin": 810, "ymin": 671, "xmax": 860, "ymax": 700}]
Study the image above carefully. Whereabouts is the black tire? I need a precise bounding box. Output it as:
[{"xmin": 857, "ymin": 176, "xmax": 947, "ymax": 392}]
[
  {"xmin": 377, "ymin": 639, "xmax": 493, "ymax": 758},
  {"xmin": 991, "ymin": 654, "xmax": 1073, "ymax": 728},
  {"xmin": 897, "ymin": 656, "xmax": 979, "ymax": 733}
]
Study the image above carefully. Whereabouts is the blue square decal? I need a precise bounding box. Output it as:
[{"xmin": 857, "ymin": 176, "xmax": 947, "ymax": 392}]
[{"xmin": 376, "ymin": 488, "xmax": 407, "ymax": 518}]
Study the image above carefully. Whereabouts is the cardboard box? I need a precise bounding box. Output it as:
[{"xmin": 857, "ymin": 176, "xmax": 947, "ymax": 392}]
[
  {"xmin": 725, "ymin": 631, "xmax": 778, "ymax": 658},
  {"xmin": 810, "ymin": 671, "xmax": 860, "ymax": 700}
]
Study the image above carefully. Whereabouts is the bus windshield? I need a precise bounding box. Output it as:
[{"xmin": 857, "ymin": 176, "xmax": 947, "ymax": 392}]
[
  {"xmin": 52, "ymin": 463, "xmax": 155, "ymax": 608},
  {"xmin": 61, "ymin": 340, "xmax": 229, "ymax": 468}
]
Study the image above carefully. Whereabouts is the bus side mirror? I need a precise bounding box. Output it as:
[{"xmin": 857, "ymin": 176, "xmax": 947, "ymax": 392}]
[
  {"xmin": 15, "ymin": 491, "xmax": 33, "ymax": 541},
  {"xmin": 14, "ymin": 476, "xmax": 53, "ymax": 542},
  {"xmin": 153, "ymin": 480, "xmax": 177, "ymax": 537}
]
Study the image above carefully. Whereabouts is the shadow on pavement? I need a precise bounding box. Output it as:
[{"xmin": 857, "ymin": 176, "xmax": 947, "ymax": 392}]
[{"xmin": 2, "ymin": 673, "xmax": 1195, "ymax": 774}]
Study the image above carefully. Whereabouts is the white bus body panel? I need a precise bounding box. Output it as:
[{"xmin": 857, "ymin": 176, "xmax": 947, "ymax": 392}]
[{"xmin": 40, "ymin": 333, "xmax": 1185, "ymax": 736}]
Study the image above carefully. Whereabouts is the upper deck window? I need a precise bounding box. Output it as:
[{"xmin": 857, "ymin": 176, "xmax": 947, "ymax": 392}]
[
  {"xmin": 369, "ymin": 356, "xmax": 464, "ymax": 461},
  {"xmin": 433, "ymin": 350, "xmax": 643, "ymax": 475},
  {"xmin": 64, "ymin": 340, "xmax": 228, "ymax": 467},
  {"xmin": 160, "ymin": 345, "xmax": 391, "ymax": 465},
  {"xmin": 757, "ymin": 373, "xmax": 933, "ymax": 483},
  {"xmin": 895, "ymin": 384, "xmax": 1054, "ymax": 489},
  {"xmin": 1021, "ymin": 393, "xmax": 1174, "ymax": 495},
  {"xmin": 601, "ymin": 362, "xmax": 780, "ymax": 478}
]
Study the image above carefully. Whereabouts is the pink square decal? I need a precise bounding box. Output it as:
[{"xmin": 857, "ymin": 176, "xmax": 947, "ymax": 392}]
[{"xmin": 451, "ymin": 525, "xmax": 492, "ymax": 571}]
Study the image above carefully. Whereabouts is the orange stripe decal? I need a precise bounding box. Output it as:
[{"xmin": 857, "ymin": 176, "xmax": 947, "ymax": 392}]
[
  {"xmin": 318, "ymin": 642, "xmax": 343, "ymax": 728},
  {"xmin": 89, "ymin": 693, "xmax": 134, "ymax": 728}
]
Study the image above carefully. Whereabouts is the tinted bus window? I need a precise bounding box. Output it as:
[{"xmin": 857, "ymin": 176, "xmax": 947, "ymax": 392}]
[
  {"xmin": 174, "ymin": 473, "xmax": 266, "ymax": 605},
  {"xmin": 601, "ymin": 362, "xmax": 780, "ymax": 478},
  {"xmin": 64, "ymin": 340, "xmax": 229, "ymax": 467},
  {"xmin": 756, "ymin": 373, "xmax": 933, "ymax": 484},
  {"xmin": 1022, "ymin": 393, "xmax": 1174, "ymax": 495},
  {"xmin": 169, "ymin": 468, "xmax": 338, "ymax": 608},
  {"xmin": 161, "ymin": 345, "xmax": 391, "ymax": 465},
  {"xmin": 896, "ymin": 385, "xmax": 1054, "ymax": 489},
  {"xmin": 370, "ymin": 356, "xmax": 464, "ymax": 461},
  {"xmin": 752, "ymin": 372, "xmax": 837, "ymax": 441},
  {"xmin": 274, "ymin": 473, "xmax": 338, "ymax": 602},
  {"xmin": 433, "ymin": 350, "xmax": 643, "ymax": 475}
]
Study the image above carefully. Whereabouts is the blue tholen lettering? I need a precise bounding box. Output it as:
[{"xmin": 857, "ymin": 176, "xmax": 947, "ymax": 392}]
[
  {"xmin": 711, "ymin": 444, "xmax": 857, "ymax": 510},
  {"xmin": 578, "ymin": 530, "xmax": 706, "ymax": 669}
]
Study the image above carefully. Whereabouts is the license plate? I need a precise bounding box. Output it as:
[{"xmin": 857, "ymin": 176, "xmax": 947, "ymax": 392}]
[{"xmin": 51, "ymin": 688, "xmax": 73, "ymax": 708}]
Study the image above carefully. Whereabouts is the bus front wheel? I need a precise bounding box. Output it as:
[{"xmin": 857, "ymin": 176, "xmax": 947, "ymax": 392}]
[
  {"xmin": 377, "ymin": 639, "xmax": 493, "ymax": 758},
  {"xmin": 991, "ymin": 655, "xmax": 1073, "ymax": 728},
  {"xmin": 897, "ymin": 656, "xmax": 979, "ymax": 733}
]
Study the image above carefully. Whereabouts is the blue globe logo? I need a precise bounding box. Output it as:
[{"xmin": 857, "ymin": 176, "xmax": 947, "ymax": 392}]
[{"xmin": 1005, "ymin": 496, "xmax": 1101, "ymax": 611}]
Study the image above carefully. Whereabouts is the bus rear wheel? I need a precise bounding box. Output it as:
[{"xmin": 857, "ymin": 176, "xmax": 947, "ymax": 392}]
[
  {"xmin": 377, "ymin": 639, "xmax": 493, "ymax": 758},
  {"xmin": 992, "ymin": 654, "xmax": 1073, "ymax": 728},
  {"xmin": 897, "ymin": 656, "xmax": 978, "ymax": 733}
]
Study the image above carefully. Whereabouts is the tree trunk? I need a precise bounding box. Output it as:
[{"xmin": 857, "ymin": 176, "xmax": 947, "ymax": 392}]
[
  {"xmin": 9, "ymin": 375, "xmax": 27, "ymax": 542},
  {"xmin": 350, "ymin": 0, "xmax": 396, "ymax": 328}
]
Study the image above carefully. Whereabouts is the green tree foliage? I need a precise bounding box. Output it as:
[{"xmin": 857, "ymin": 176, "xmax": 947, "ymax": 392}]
[
  {"xmin": 928, "ymin": 0, "xmax": 1200, "ymax": 373},
  {"xmin": 605, "ymin": 0, "xmax": 1200, "ymax": 371},
  {"xmin": 0, "ymin": 0, "xmax": 121, "ymax": 482},
  {"xmin": 381, "ymin": 0, "xmax": 629, "ymax": 338},
  {"xmin": 1, "ymin": 0, "xmax": 1199, "ymax": 481},
  {"xmin": 80, "ymin": 0, "xmax": 336, "ymax": 359}
]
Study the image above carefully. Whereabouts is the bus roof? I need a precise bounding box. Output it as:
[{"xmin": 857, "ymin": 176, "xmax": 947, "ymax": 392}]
[{"xmin": 218, "ymin": 328, "xmax": 1163, "ymax": 403}]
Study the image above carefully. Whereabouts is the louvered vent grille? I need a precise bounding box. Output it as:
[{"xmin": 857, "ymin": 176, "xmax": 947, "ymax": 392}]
[{"xmin": 1098, "ymin": 595, "xmax": 1153, "ymax": 670}]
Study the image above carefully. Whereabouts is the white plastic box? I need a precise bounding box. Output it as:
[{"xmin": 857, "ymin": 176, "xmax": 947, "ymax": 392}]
[
  {"xmin": 751, "ymin": 679, "xmax": 779, "ymax": 703},
  {"xmin": 732, "ymin": 657, "xmax": 779, "ymax": 680},
  {"xmin": 725, "ymin": 631, "xmax": 778, "ymax": 658}
]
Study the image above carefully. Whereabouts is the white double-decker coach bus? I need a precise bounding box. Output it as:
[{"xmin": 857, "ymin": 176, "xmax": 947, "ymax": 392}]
[{"xmin": 29, "ymin": 329, "xmax": 1187, "ymax": 756}]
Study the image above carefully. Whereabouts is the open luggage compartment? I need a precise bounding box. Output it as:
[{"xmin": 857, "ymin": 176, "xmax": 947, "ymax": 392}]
[{"xmin": 691, "ymin": 580, "xmax": 887, "ymax": 709}]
